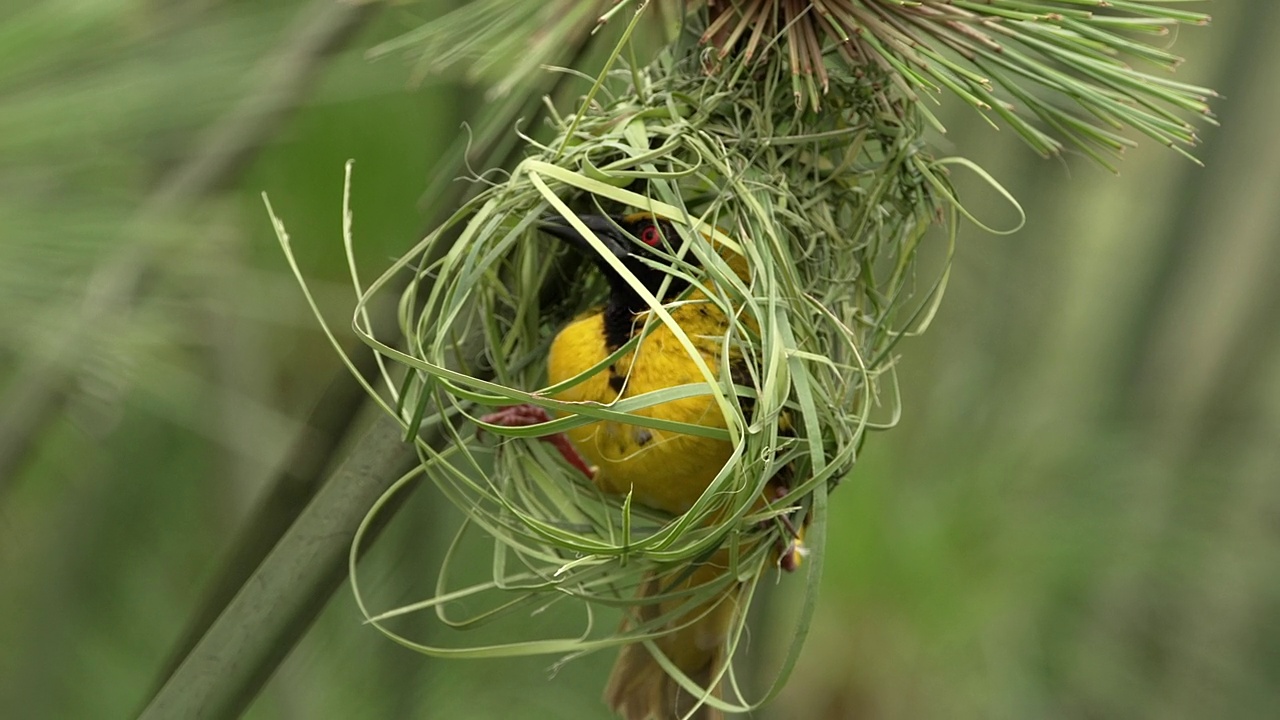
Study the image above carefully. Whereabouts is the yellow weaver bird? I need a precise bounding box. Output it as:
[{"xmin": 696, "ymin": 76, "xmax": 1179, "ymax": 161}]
[{"xmin": 484, "ymin": 211, "xmax": 801, "ymax": 720}]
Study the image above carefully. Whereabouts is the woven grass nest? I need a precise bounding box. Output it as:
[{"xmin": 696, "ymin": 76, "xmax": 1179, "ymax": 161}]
[{"xmin": 332, "ymin": 46, "xmax": 953, "ymax": 706}]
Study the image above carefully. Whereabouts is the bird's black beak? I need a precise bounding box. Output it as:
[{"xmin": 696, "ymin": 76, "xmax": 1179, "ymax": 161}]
[{"xmin": 538, "ymin": 213, "xmax": 630, "ymax": 259}]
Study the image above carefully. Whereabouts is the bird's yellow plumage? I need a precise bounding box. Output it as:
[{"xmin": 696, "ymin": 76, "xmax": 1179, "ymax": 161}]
[
  {"xmin": 486, "ymin": 212, "xmax": 793, "ymax": 720},
  {"xmin": 545, "ymin": 216, "xmax": 763, "ymax": 720},
  {"xmin": 549, "ymin": 272, "xmax": 746, "ymax": 720},
  {"xmin": 547, "ymin": 299, "xmax": 738, "ymax": 515}
]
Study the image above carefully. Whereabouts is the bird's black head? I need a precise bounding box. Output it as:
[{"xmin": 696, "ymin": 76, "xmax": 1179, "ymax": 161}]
[{"xmin": 539, "ymin": 212, "xmax": 691, "ymax": 347}]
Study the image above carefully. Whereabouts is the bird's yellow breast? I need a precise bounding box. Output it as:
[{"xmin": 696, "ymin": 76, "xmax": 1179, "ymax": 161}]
[{"xmin": 547, "ymin": 304, "xmax": 735, "ymax": 516}]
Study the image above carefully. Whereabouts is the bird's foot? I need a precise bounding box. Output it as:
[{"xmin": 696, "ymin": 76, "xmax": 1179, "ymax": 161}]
[
  {"xmin": 778, "ymin": 536, "xmax": 809, "ymax": 572},
  {"xmin": 765, "ymin": 481, "xmax": 806, "ymax": 572},
  {"xmin": 478, "ymin": 404, "xmax": 596, "ymax": 479}
]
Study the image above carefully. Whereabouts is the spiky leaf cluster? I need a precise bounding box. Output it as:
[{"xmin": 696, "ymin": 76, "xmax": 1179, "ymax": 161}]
[
  {"xmin": 692, "ymin": 0, "xmax": 1215, "ymax": 165},
  {"xmin": 379, "ymin": 0, "xmax": 1214, "ymax": 167}
]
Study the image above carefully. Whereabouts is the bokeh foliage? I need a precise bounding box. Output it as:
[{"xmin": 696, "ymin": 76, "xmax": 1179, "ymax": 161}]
[{"xmin": 2, "ymin": 2, "xmax": 1276, "ymax": 720}]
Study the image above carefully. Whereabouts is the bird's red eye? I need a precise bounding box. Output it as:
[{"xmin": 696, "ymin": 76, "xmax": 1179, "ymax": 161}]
[{"xmin": 639, "ymin": 225, "xmax": 662, "ymax": 246}]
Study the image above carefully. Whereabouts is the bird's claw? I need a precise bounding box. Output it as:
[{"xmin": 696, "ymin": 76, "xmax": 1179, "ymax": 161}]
[
  {"xmin": 478, "ymin": 403, "xmax": 595, "ymax": 480},
  {"xmin": 763, "ymin": 480, "xmax": 806, "ymax": 572},
  {"xmin": 478, "ymin": 403, "xmax": 555, "ymax": 432}
]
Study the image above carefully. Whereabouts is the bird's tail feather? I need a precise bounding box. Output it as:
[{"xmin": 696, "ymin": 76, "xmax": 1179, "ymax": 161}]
[
  {"xmin": 605, "ymin": 568, "xmax": 738, "ymax": 720},
  {"xmin": 605, "ymin": 641, "xmax": 724, "ymax": 720}
]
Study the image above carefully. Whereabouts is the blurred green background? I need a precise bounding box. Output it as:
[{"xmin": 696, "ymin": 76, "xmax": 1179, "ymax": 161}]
[{"xmin": 1, "ymin": 1, "xmax": 1275, "ymax": 719}]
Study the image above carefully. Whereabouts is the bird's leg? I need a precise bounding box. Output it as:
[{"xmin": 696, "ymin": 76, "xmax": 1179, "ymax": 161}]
[
  {"xmin": 478, "ymin": 404, "xmax": 596, "ymax": 479},
  {"xmin": 778, "ymin": 533, "xmax": 808, "ymax": 573},
  {"xmin": 766, "ymin": 481, "xmax": 808, "ymax": 572}
]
